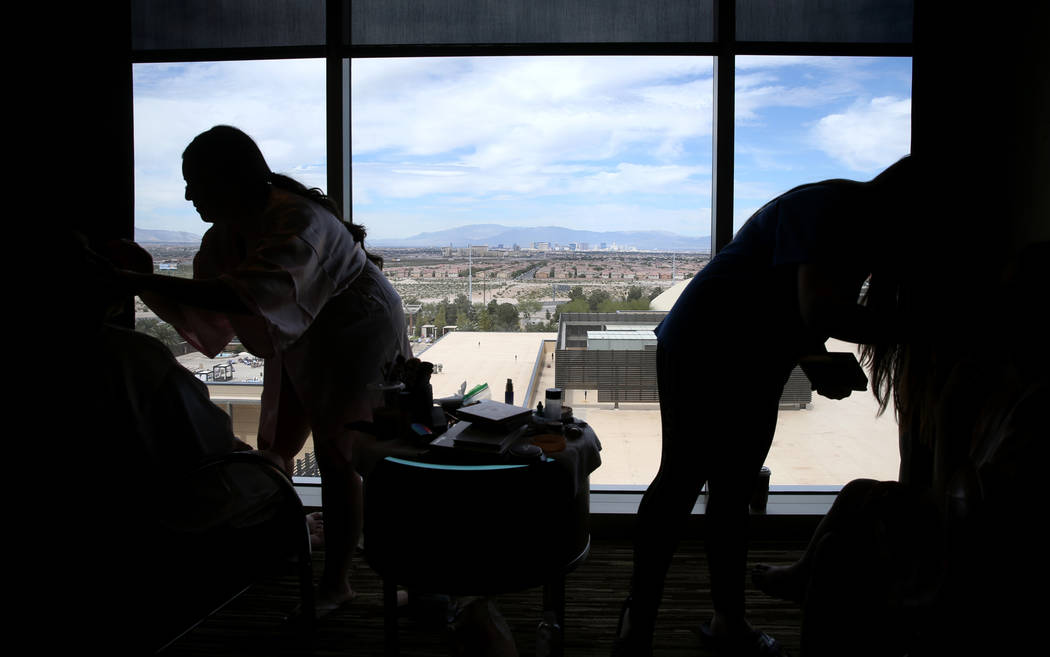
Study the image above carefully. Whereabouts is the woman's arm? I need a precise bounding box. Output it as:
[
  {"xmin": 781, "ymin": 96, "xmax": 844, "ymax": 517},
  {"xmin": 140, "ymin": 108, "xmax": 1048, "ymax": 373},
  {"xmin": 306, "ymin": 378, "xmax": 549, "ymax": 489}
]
[
  {"xmin": 98, "ymin": 238, "xmax": 249, "ymax": 315},
  {"xmin": 798, "ymin": 262, "xmax": 899, "ymax": 346},
  {"xmin": 119, "ymin": 270, "xmax": 251, "ymax": 315}
]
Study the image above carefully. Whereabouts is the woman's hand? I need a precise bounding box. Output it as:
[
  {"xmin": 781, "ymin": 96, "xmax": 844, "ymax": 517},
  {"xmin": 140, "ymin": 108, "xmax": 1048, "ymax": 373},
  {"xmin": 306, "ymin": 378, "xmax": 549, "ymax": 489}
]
[
  {"xmin": 798, "ymin": 352, "xmax": 866, "ymax": 400},
  {"xmin": 101, "ymin": 239, "xmax": 153, "ymax": 274}
]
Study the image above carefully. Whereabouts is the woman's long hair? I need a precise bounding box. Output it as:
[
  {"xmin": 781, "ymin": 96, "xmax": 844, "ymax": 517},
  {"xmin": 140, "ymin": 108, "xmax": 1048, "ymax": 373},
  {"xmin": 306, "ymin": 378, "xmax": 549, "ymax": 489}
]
[
  {"xmin": 859, "ymin": 270, "xmax": 906, "ymax": 418},
  {"xmin": 857, "ymin": 155, "xmax": 919, "ymax": 419},
  {"xmin": 183, "ymin": 125, "xmax": 382, "ymax": 267}
]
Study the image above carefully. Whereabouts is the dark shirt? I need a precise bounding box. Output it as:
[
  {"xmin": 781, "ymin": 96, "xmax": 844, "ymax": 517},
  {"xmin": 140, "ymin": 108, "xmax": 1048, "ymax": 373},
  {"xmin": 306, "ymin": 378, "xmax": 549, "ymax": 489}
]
[{"xmin": 657, "ymin": 181, "xmax": 873, "ymax": 356}]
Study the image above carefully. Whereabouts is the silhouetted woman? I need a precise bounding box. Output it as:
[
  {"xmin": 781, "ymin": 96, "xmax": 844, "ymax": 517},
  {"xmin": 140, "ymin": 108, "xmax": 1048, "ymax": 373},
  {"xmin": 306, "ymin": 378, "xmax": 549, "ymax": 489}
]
[
  {"xmin": 613, "ymin": 156, "xmax": 919, "ymax": 656},
  {"xmin": 117, "ymin": 125, "xmax": 412, "ymax": 615}
]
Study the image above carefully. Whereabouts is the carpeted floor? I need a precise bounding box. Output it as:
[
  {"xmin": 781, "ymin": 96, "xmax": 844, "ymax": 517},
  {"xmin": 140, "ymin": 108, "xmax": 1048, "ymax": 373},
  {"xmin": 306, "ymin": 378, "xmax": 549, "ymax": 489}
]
[{"xmin": 161, "ymin": 537, "xmax": 806, "ymax": 656}]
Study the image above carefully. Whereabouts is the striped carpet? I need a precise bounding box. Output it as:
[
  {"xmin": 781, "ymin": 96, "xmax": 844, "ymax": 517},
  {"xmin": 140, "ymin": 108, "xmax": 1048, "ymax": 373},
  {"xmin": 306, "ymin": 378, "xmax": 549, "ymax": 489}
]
[{"xmin": 162, "ymin": 538, "xmax": 806, "ymax": 656}]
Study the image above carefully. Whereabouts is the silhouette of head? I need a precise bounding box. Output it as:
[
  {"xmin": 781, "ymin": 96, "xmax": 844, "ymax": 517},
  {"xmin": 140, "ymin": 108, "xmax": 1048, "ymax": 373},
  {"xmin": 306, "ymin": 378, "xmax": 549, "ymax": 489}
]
[
  {"xmin": 870, "ymin": 154, "xmax": 917, "ymax": 206},
  {"xmin": 182, "ymin": 125, "xmax": 272, "ymax": 224},
  {"xmin": 862, "ymin": 155, "xmax": 927, "ymax": 264}
]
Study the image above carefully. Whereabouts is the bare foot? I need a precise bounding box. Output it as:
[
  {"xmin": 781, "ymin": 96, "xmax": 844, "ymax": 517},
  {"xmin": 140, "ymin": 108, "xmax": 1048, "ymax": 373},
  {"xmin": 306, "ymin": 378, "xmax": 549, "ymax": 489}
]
[
  {"xmin": 314, "ymin": 586, "xmax": 357, "ymax": 619},
  {"xmin": 306, "ymin": 512, "xmax": 324, "ymax": 548},
  {"xmin": 286, "ymin": 586, "xmax": 356, "ymax": 623}
]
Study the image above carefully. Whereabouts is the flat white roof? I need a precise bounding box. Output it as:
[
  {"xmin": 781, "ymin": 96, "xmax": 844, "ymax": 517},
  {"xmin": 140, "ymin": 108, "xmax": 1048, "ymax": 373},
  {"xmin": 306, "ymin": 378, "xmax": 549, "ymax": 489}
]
[{"xmin": 419, "ymin": 330, "xmax": 556, "ymax": 406}]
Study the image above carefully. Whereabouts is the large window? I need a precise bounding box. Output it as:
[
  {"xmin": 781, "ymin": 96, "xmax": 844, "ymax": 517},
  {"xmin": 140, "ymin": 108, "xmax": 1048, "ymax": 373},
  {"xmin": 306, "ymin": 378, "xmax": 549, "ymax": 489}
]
[{"xmin": 129, "ymin": 1, "xmax": 915, "ymax": 489}]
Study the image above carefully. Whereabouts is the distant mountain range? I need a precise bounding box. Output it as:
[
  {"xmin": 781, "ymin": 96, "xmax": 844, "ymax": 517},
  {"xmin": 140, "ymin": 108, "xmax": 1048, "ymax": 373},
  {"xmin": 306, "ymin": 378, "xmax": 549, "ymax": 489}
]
[
  {"xmin": 370, "ymin": 224, "xmax": 710, "ymax": 251},
  {"xmin": 136, "ymin": 228, "xmax": 202, "ymax": 243},
  {"xmin": 136, "ymin": 223, "xmax": 711, "ymax": 251}
]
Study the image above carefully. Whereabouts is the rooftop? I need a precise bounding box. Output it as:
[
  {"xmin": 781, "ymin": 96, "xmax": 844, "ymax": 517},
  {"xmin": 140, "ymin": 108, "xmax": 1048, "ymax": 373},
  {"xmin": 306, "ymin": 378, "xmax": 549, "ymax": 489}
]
[{"xmin": 193, "ymin": 331, "xmax": 900, "ymax": 488}]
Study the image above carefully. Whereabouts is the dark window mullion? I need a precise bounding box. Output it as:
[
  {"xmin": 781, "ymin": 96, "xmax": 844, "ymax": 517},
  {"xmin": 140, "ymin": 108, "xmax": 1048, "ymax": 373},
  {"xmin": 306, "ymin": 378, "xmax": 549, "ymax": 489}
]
[
  {"xmin": 711, "ymin": 0, "xmax": 735, "ymax": 255},
  {"xmin": 327, "ymin": 0, "xmax": 348, "ymax": 220}
]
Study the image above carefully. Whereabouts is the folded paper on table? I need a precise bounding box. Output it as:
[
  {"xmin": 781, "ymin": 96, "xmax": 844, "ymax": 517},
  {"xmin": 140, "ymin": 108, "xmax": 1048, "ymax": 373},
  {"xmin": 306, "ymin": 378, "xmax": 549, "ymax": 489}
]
[
  {"xmin": 441, "ymin": 421, "xmax": 528, "ymax": 454},
  {"xmin": 454, "ymin": 400, "xmax": 533, "ymax": 429}
]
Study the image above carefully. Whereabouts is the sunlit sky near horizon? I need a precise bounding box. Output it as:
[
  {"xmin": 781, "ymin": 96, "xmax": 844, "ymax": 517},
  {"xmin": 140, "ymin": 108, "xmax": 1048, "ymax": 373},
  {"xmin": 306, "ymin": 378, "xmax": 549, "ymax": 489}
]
[{"xmin": 133, "ymin": 56, "xmax": 911, "ymax": 242}]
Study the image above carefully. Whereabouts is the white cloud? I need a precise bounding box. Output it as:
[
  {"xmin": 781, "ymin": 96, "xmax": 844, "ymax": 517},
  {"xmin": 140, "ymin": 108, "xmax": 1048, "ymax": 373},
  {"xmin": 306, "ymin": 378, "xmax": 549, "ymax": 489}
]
[
  {"xmin": 134, "ymin": 55, "xmax": 911, "ymax": 237},
  {"xmin": 810, "ymin": 96, "xmax": 911, "ymax": 172},
  {"xmin": 350, "ymin": 57, "xmax": 714, "ymax": 208},
  {"xmin": 576, "ymin": 163, "xmax": 708, "ymax": 196},
  {"xmin": 352, "ymin": 56, "xmax": 712, "ymax": 162},
  {"xmin": 133, "ymin": 60, "xmax": 326, "ymax": 232}
]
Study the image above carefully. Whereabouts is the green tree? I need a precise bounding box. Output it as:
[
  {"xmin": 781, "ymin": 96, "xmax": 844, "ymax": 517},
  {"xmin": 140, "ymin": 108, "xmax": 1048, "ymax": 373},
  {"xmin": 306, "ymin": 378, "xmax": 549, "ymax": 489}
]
[
  {"xmin": 135, "ymin": 317, "xmax": 183, "ymax": 353},
  {"xmin": 495, "ymin": 302, "xmax": 519, "ymax": 331},
  {"xmin": 519, "ymin": 299, "xmax": 541, "ymax": 322},
  {"xmin": 557, "ymin": 298, "xmax": 591, "ymax": 315},
  {"xmin": 453, "ymin": 294, "xmax": 471, "ymax": 322},
  {"xmin": 586, "ymin": 289, "xmax": 610, "ymax": 311}
]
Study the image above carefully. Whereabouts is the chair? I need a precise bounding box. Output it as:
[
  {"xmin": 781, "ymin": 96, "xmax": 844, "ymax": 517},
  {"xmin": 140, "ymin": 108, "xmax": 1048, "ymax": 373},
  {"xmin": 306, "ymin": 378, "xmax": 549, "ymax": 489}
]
[
  {"xmin": 138, "ymin": 452, "xmax": 315, "ymax": 652},
  {"xmin": 363, "ymin": 456, "xmax": 591, "ymax": 656}
]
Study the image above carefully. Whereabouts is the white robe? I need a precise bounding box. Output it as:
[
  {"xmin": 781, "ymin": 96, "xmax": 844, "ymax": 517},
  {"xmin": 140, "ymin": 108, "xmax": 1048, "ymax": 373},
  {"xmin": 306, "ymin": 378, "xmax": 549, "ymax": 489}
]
[{"xmin": 143, "ymin": 187, "xmax": 411, "ymax": 456}]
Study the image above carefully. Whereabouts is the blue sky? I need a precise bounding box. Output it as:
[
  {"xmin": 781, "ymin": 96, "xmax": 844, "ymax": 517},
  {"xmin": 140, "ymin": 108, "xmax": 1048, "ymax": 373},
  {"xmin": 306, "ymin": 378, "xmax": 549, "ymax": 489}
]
[{"xmin": 133, "ymin": 55, "xmax": 911, "ymax": 241}]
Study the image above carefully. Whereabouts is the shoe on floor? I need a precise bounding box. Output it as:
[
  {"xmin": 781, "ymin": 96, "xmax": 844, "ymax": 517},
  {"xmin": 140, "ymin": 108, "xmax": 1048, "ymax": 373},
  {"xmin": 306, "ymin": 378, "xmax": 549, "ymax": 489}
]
[{"xmin": 697, "ymin": 622, "xmax": 789, "ymax": 657}]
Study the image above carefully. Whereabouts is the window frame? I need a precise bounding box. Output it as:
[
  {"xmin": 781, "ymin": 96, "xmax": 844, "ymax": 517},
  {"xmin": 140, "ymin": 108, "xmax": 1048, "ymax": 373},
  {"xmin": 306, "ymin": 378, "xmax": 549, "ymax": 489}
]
[{"xmin": 128, "ymin": 0, "xmax": 914, "ymax": 504}]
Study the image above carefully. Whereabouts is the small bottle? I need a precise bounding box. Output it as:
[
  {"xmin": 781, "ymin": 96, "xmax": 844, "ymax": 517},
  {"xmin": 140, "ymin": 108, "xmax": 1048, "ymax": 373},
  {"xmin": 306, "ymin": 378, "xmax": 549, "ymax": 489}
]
[
  {"xmin": 544, "ymin": 388, "xmax": 563, "ymax": 420},
  {"xmin": 505, "ymin": 378, "xmax": 514, "ymax": 405}
]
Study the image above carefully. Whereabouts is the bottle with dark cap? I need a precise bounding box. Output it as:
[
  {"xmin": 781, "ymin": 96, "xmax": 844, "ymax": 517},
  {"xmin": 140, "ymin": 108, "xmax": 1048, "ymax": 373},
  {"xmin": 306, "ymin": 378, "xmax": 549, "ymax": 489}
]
[
  {"xmin": 505, "ymin": 378, "xmax": 514, "ymax": 405},
  {"xmin": 544, "ymin": 387, "xmax": 563, "ymax": 420}
]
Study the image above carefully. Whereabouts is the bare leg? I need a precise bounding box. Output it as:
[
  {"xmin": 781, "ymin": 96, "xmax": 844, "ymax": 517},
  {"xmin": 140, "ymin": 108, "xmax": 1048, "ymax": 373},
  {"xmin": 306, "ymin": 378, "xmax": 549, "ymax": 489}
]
[
  {"xmin": 260, "ymin": 366, "xmax": 313, "ymax": 475},
  {"xmin": 752, "ymin": 478, "xmax": 881, "ymax": 604},
  {"xmin": 314, "ymin": 430, "xmax": 363, "ymax": 608},
  {"xmin": 615, "ymin": 346, "xmax": 708, "ymax": 655},
  {"xmin": 704, "ymin": 478, "xmax": 756, "ymax": 638}
]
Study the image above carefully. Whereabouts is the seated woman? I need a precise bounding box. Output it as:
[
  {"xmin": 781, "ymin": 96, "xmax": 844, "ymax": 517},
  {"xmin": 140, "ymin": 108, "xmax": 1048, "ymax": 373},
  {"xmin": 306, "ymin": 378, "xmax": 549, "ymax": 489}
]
[{"xmin": 753, "ymin": 242, "xmax": 1049, "ymax": 656}]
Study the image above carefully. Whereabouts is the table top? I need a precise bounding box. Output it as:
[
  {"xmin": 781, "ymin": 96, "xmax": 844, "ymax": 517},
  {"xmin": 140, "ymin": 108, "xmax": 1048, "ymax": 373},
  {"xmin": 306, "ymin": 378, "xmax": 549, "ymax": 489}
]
[{"xmin": 355, "ymin": 413, "xmax": 602, "ymax": 496}]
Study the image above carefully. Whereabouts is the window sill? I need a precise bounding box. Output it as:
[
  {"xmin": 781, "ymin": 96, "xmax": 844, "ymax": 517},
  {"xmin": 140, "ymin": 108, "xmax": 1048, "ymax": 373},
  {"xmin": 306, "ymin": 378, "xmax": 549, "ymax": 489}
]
[{"xmin": 293, "ymin": 479, "xmax": 837, "ymax": 539}]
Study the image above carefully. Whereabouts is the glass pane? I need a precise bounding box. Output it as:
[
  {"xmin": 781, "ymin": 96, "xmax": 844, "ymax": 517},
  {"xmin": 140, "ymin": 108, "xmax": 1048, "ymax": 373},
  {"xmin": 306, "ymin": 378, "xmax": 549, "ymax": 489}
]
[
  {"xmin": 132, "ymin": 59, "xmax": 325, "ymax": 469},
  {"xmin": 736, "ymin": 0, "xmax": 913, "ymax": 43},
  {"xmin": 353, "ymin": 55, "xmax": 714, "ymax": 487},
  {"xmin": 350, "ymin": 0, "xmax": 714, "ymax": 45},
  {"xmin": 734, "ymin": 55, "xmax": 912, "ymax": 485}
]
